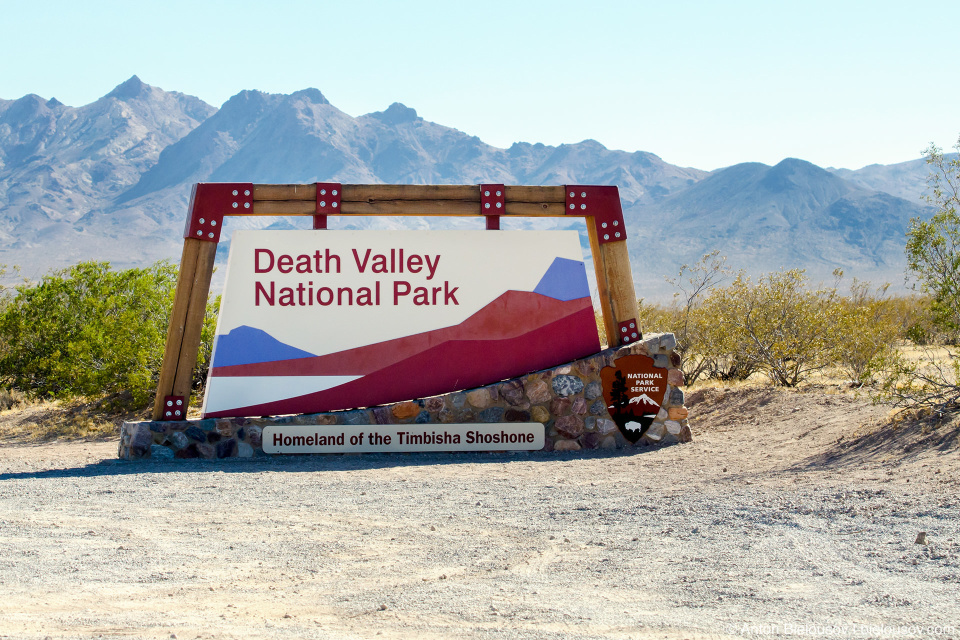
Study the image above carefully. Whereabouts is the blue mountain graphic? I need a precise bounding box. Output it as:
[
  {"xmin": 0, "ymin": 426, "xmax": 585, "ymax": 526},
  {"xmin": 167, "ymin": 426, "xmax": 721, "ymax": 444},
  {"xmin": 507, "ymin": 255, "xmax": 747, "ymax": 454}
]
[
  {"xmin": 533, "ymin": 257, "xmax": 591, "ymax": 301},
  {"xmin": 212, "ymin": 325, "xmax": 316, "ymax": 367}
]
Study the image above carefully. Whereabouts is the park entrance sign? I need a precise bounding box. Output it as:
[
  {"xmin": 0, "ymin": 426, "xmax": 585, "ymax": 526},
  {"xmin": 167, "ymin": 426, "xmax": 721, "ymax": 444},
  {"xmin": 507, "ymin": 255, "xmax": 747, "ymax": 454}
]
[
  {"xmin": 202, "ymin": 229, "xmax": 600, "ymax": 417},
  {"xmin": 149, "ymin": 182, "xmax": 648, "ymax": 454}
]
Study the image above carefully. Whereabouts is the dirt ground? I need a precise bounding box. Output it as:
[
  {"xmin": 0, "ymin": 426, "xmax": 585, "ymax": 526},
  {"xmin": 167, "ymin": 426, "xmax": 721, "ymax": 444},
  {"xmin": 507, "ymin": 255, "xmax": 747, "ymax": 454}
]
[{"xmin": 0, "ymin": 384, "xmax": 958, "ymax": 640}]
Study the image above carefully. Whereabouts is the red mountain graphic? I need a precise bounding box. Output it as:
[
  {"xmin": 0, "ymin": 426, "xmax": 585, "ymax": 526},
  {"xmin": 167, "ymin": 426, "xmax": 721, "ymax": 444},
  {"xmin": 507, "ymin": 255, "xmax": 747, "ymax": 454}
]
[{"xmin": 205, "ymin": 290, "xmax": 600, "ymax": 417}]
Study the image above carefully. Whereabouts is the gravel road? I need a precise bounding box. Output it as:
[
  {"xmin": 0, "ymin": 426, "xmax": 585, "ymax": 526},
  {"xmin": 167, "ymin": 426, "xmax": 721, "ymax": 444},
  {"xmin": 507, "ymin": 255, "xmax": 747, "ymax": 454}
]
[{"xmin": 0, "ymin": 386, "xmax": 958, "ymax": 640}]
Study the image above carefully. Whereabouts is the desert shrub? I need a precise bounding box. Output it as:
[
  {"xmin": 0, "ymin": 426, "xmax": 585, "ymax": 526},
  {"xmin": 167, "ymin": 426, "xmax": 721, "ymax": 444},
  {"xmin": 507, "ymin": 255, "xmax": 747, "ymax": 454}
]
[
  {"xmin": 703, "ymin": 269, "xmax": 841, "ymax": 386},
  {"xmin": 831, "ymin": 280, "xmax": 901, "ymax": 384},
  {"xmin": 0, "ymin": 261, "xmax": 217, "ymax": 409},
  {"xmin": 869, "ymin": 346, "xmax": 960, "ymax": 415}
]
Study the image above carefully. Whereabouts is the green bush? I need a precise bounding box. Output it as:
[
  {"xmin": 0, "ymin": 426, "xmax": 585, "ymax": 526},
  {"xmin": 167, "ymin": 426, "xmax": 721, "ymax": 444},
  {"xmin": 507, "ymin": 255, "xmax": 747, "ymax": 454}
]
[{"xmin": 0, "ymin": 260, "xmax": 215, "ymax": 409}]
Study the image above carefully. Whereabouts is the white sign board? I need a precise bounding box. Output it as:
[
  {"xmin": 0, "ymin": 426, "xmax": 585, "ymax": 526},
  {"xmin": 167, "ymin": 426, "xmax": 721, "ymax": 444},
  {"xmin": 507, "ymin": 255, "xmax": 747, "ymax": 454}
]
[{"xmin": 202, "ymin": 230, "xmax": 600, "ymax": 417}]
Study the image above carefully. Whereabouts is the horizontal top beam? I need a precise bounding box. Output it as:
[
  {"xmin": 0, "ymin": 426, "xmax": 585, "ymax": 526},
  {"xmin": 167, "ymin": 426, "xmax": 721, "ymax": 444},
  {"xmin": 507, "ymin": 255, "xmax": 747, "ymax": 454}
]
[{"xmin": 251, "ymin": 184, "xmax": 567, "ymax": 204}]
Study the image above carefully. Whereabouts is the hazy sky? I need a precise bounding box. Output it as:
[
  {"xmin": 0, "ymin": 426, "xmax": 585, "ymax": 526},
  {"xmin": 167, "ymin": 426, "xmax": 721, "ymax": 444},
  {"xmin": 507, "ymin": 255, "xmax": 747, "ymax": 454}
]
[{"xmin": 2, "ymin": 0, "xmax": 957, "ymax": 171}]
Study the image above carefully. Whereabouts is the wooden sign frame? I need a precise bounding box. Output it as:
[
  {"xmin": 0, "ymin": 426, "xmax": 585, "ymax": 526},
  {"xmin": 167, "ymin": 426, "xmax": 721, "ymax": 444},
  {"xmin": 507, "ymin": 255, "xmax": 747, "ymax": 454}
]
[{"xmin": 153, "ymin": 182, "xmax": 639, "ymax": 421}]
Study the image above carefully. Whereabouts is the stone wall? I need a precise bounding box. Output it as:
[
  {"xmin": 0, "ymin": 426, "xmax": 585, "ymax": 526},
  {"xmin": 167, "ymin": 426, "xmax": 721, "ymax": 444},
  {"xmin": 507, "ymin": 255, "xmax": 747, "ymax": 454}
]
[{"xmin": 119, "ymin": 333, "xmax": 691, "ymax": 460}]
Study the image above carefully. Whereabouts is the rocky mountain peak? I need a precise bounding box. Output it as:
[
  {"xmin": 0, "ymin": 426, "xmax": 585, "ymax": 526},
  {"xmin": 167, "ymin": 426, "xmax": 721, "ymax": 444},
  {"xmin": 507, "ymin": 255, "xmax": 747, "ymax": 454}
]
[
  {"xmin": 106, "ymin": 75, "xmax": 150, "ymax": 101},
  {"xmin": 369, "ymin": 103, "xmax": 419, "ymax": 125}
]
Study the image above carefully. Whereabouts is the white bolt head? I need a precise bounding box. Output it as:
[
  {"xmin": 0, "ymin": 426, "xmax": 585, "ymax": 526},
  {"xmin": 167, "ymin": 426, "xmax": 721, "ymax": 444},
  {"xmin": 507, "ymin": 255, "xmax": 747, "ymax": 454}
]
[
  {"xmin": 581, "ymin": 191, "xmax": 586, "ymax": 197},
  {"xmin": 632, "ymin": 332, "xmax": 638, "ymax": 338},
  {"xmin": 320, "ymin": 189, "xmax": 326, "ymax": 195},
  {"xmin": 165, "ymin": 411, "xmax": 171, "ymax": 417},
  {"xmin": 604, "ymin": 234, "xmax": 609, "ymax": 240},
  {"xmin": 319, "ymin": 201, "xmax": 326, "ymax": 207},
  {"xmin": 232, "ymin": 202, "xmax": 238, "ymax": 208},
  {"xmin": 496, "ymin": 202, "xmax": 502, "ymax": 208},
  {"xmin": 196, "ymin": 230, "xmax": 202, "ymax": 236},
  {"xmin": 211, "ymin": 220, "xmax": 217, "ymax": 226},
  {"xmin": 621, "ymin": 327, "xmax": 627, "ymax": 333},
  {"xmin": 569, "ymin": 191, "xmax": 575, "ymax": 198},
  {"xmin": 601, "ymin": 222, "xmax": 607, "ymax": 228},
  {"xmin": 176, "ymin": 399, "xmax": 183, "ymax": 405},
  {"xmin": 232, "ymin": 190, "xmax": 238, "ymax": 196},
  {"xmin": 630, "ymin": 322, "xmax": 635, "ymax": 328},
  {"xmin": 613, "ymin": 220, "xmax": 619, "ymax": 226},
  {"xmin": 484, "ymin": 203, "xmax": 490, "ymax": 209},
  {"xmin": 615, "ymin": 232, "xmax": 621, "ymax": 238},
  {"xmin": 496, "ymin": 190, "xmax": 502, "ymax": 196},
  {"xmin": 244, "ymin": 202, "xmax": 250, "ymax": 208},
  {"xmin": 484, "ymin": 190, "xmax": 490, "ymax": 197},
  {"xmin": 198, "ymin": 218, "xmax": 205, "ymax": 224},
  {"xmin": 166, "ymin": 400, "xmax": 173, "ymax": 406},
  {"xmin": 569, "ymin": 204, "xmax": 575, "ymax": 210},
  {"xmin": 332, "ymin": 202, "xmax": 338, "ymax": 208},
  {"xmin": 244, "ymin": 190, "xmax": 250, "ymax": 196},
  {"xmin": 208, "ymin": 233, "xmax": 214, "ymax": 238},
  {"xmin": 624, "ymin": 336, "xmax": 631, "ymax": 343},
  {"xmin": 580, "ymin": 204, "xmax": 586, "ymax": 210},
  {"xmin": 332, "ymin": 189, "xmax": 338, "ymax": 195}
]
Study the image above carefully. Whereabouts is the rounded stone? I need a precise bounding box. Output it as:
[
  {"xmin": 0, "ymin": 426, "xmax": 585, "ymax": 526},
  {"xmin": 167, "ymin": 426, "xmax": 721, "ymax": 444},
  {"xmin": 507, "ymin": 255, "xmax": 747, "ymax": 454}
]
[
  {"xmin": 167, "ymin": 431, "xmax": 189, "ymax": 451},
  {"xmin": 665, "ymin": 420, "xmax": 683, "ymax": 435},
  {"xmin": 589, "ymin": 399, "xmax": 608, "ymax": 415},
  {"xmin": 499, "ymin": 380, "xmax": 525, "ymax": 406},
  {"xmin": 392, "ymin": 402, "xmax": 421, "ymax": 420},
  {"xmin": 668, "ymin": 406, "xmax": 689, "ymax": 421},
  {"xmin": 667, "ymin": 368, "xmax": 685, "ymax": 386},
  {"xmin": 530, "ymin": 406, "xmax": 550, "ymax": 423},
  {"xmin": 525, "ymin": 380, "xmax": 551, "ymax": 404},
  {"xmin": 149, "ymin": 444, "xmax": 175, "ymax": 460},
  {"xmin": 466, "ymin": 389, "xmax": 493, "ymax": 409},
  {"xmin": 554, "ymin": 415, "xmax": 584, "ymax": 439},
  {"xmin": 553, "ymin": 438, "xmax": 582, "ymax": 452},
  {"xmin": 596, "ymin": 418, "xmax": 617, "ymax": 434},
  {"xmin": 425, "ymin": 397, "xmax": 445, "ymax": 413},
  {"xmin": 679, "ymin": 425, "xmax": 693, "ymax": 443},
  {"xmin": 644, "ymin": 422, "xmax": 667, "ymax": 442},
  {"xmin": 550, "ymin": 397, "xmax": 571, "ymax": 416},
  {"xmin": 236, "ymin": 442, "xmax": 254, "ymax": 458},
  {"xmin": 584, "ymin": 381, "xmax": 603, "ymax": 400},
  {"xmin": 571, "ymin": 397, "xmax": 588, "ymax": 415},
  {"xmin": 246, "ymin": 425, "xmax": 263, "ymax": 448},
  {"xmin": 552, "ymin": 375, "xmax": 585, "ymax": 397},
  {"xmin": 598, "ymin": 435, "xmax": 618, "ymax": 449},
  {"xmin": 670, "ymin": 387, "xmax": 685, "ymax": 406},
  {"xmin": 414, "ymin": 411, "xmax": 432, "ymax": 424},
  {"xmin": 184, "ymin": 426, "xmax": 206, "ymax": 443},
  {"xmin": 196, "ymin": 443, "xmax": 216, "ymax": 459},
  {"xmin": 581, "ymin": 432, "xmax": 601, "ymax": 449},
  {"xmin": 505, "ymin": 409, "xmax": 531, "ymax": 422},
  {"xmin": 341, "ymin": 410, "xmax": 371, "ymax": 425},
  {"xmin": 438, "ymin": 408, "xmax": 456, "ymax": 423},
  {"xmin": 478, "ymin": 407, "xmax": 505, "ymax": 423}
]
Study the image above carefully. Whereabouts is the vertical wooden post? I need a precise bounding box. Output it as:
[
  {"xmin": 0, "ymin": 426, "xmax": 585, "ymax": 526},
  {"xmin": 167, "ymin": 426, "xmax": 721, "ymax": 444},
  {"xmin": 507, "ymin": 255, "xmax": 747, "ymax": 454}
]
[
  {"xmin": 152, "ymin": 238, "xmax": 217, "ymax": 420},
  {"xmin": 587, "ymin": 225, "xmax": 637, "ymax": 346}
]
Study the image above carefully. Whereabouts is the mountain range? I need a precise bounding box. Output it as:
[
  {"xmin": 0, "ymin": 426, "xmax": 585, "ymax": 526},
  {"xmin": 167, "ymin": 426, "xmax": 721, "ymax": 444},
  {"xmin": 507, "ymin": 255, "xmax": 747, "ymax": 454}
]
[{"xmin": 0, "ymin": 76, "xmax": 936, "ymax": 300}]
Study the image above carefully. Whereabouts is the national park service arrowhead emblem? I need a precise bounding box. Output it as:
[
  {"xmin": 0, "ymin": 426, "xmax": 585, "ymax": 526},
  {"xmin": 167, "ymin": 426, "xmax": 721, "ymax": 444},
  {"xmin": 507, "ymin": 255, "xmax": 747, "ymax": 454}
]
[{"xmin": 600, "ymin": 354, "xmax": 668, "ymax": 443}]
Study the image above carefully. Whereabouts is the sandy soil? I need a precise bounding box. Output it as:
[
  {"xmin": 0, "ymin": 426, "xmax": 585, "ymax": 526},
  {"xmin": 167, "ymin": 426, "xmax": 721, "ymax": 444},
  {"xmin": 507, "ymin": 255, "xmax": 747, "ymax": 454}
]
[{"xmin": 0, "ymin": 385, "xmax": 958, "ymax": 640}]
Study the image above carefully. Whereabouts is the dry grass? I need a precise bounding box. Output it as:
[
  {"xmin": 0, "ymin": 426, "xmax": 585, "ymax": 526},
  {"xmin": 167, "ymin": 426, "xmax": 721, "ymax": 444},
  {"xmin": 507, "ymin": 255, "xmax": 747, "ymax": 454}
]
[{"xmin": 0, "ymin": 392, "xmax": 151, "ymax": 444}]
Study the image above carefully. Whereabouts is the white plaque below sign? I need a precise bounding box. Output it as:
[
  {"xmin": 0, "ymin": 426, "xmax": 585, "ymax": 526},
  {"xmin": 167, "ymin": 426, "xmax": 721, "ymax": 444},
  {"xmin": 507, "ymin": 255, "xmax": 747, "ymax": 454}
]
[{"xmin": 262, "ymin": 423, "xmax": 545, "ymax": 454}]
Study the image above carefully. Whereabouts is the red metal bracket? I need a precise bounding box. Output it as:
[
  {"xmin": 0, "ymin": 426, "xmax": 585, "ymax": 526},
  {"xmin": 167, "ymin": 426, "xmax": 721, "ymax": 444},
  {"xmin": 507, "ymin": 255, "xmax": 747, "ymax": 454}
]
[
  {"xmin": 162, "ymin": 395, "xmax": 186, "ymax": 420},
  {"xmin": 565, "ymin": 186, "xmax": 625, "ymax": 245},
  {"xmin": 618, "ymin": 318, "xmax": 641, "ymax": 345},
  {"xmin": 314, "ymin": 182, "xmax": 340, "ymax": 229},
  {"xmin": 183, "ymin": 183, "xmax": 253, "ymax": 242},
  {"xmin": 480, "ymin": 184, "xmax": 503, "ymax": 230}
]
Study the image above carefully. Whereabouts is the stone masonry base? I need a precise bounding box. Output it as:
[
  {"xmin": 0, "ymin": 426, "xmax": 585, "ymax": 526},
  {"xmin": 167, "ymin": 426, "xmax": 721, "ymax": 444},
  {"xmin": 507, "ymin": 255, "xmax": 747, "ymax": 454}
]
[{"xmin": 119, "ymin": 333, "xmax": 691, "ymax": 460}]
